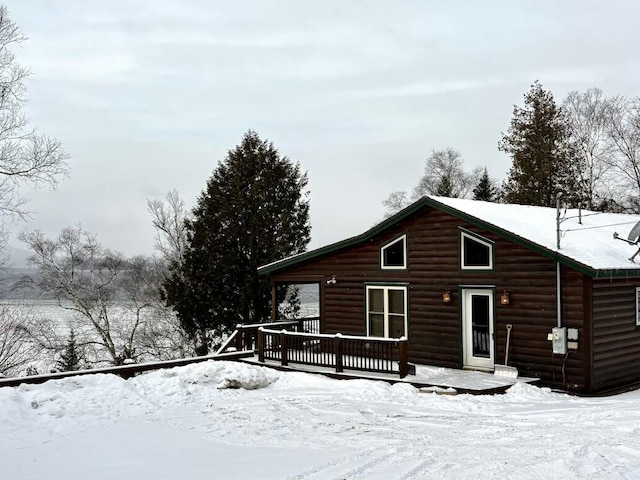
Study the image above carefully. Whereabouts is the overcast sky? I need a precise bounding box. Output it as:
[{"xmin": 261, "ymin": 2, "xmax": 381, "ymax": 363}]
[{"xmin": 4, "ymin": 0, "xmax": 640, "ymax": 258}]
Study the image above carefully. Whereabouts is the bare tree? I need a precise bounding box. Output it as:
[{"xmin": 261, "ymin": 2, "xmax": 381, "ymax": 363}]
[
  {"xmin": 20, "ymin": 227, "xmax": 193, "ymax": 365},
  {"xmin": 147, "ymin": 190, "xmax": 188, "ymax": 266},
  {"xmin": 136, "ymin": 301, "xmax": 193, "ymax": 360},
  {"xmin": 19, "ymin": 227, "xmax": 180, "ymax": 365},
  {"xmin": 0, "ymin": 7, "xmax": 69, "ymax": 260},
  {"xmin": 121, "ymin": 255, "xmax": 193, "ymax": 360},
  {"xmin": 382, "ymin": 148, "xmax": 481, "ymax": 217},
  {"xmin": 606, "ymin": 96, "xmax": 640, "ymax": 212},
  {"xmin": 563, "ymin": 88, "xmax": 616, "ymax": 209},
  {"xmin": 147, "ymin": 190, "xmax": 193, "ymax": 357},
  {"xmin": 413, "ymin": 149, "xmax": 480, "ymax": 199},
  {"xmin": 0, "ymin": 304, "xmax": 47, "ymax": 376},
  {"xmin": 20, "ymin": 227, "xmax": 125, "ymax": 365},
  {"xmin": 382, "ymin": 191, "xmax": 410, "ymax": 218}
]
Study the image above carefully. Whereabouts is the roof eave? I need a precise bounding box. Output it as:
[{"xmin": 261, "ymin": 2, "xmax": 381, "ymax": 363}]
[
  {"xmin": 258, "ymin": 196, "xmax": 640, "ymax": 279},
  {"xmin": 257, "ymin": 198, "xmax": 430, "ymax": 275}
]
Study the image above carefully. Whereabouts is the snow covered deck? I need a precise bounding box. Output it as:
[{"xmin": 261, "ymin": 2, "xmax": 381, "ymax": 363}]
[{"xmin": 242, "ymin": 355, "xmax": 538, "ymax": 395}]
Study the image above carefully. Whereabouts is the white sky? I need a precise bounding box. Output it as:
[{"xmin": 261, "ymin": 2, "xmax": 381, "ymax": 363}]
[{"xmin": 4, "ymin": 0, "xmax": 640, "ymax": 256}]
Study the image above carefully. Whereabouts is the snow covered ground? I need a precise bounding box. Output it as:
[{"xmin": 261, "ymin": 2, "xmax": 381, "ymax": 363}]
[{"xmin": 2, "ymin": 361, "xmax": 640, "ymax": 480}]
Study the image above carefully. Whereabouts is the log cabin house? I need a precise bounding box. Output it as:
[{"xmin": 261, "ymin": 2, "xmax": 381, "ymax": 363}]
[{"xmin": 258, "ymin": 196, "xmax": 640, "ymax": 394}]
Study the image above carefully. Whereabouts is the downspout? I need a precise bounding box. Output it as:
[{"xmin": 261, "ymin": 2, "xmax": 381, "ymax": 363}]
[
  {"xmin": 556, "ymin": 192, "xmax": 563, "ymax": 328},
  {"xmin": 557, "ymin": 262, "xmax": 562, "ymax": 328}
]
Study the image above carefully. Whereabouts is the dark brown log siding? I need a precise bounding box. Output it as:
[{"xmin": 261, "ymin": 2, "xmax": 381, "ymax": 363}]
[
  {"xmin": 271, "ymin": 207, "xmax": 590, "ymax": 390},
  {"xmin": 592, "ymin": 278, "xmax": 640, "ymax": 392}
]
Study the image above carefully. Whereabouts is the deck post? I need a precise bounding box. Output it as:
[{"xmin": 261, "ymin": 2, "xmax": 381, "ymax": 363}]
[
  {"xmin": 280, "ymin": 330, "xmax": 288, "ymax": 366},
  {"xmin": 235, "ymin": 324, "xmax": 244, "ymax": 351},
  {"xmin": 398, "ymin": 337, "xmax": 408, "ymax": 378},
  {"xmin": 335, "ymin": 333, "xmax": 343, "ymax": 373},
  {"xmin": 257, "ymin": 328, "xmax": 265, "ymax": 363},
  {"xmin": 271, "ymin": 282, "xmax": 277, "ymax": 321}
]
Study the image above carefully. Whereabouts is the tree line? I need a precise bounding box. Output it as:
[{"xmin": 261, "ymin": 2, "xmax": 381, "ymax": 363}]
[
  {"xmin": 1, "ymin": 130, "xmax": 310, "ymax": 375},
  {"xmin": 384, "ymin": 81, "xmax": 640, "ymax": 216}
]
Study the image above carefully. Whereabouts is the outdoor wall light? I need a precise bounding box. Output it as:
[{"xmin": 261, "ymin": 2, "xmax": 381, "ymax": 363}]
[
  {"xmin": 500, "ymin": 290, "xmax": 511, "ymax": 305},
  {"xmin": 442, "ymin": 290, "xmax": 452, "ymax": 303},
  {"xmin": 326, "ymin": 275, "xmax": 337, "ymax": 285}
]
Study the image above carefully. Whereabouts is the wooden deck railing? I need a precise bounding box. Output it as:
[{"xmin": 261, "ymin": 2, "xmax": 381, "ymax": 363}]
[
  {"xmin": 257, "ymin": 328, "xmax": 410, "ymax": 378},
  {"xmin": 216, "ymin": 317, "xmax": 320, "ymax": 354},
  {"xmin": 0, "ymin": 350, "xmax": 254, "ymax": 389}
]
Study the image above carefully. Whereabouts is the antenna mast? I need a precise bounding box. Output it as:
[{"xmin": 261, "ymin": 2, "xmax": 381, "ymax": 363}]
[{"xmin": 556, "ymin": 192, "xmax": 563, "ymax": 249}]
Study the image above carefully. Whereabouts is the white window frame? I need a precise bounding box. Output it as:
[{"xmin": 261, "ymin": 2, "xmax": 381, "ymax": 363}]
[
  {"xmin": 460, "ymin": 230, "xmax": 494, "ymax": 271},
  {"xmin": 636, "ymin": 287, "xmax": 640, "ymax": 327},
  {"xmin": 365, "ymin": 285, "xmax": 408, "ymax": 338},
  {"xmin": 380, "ymin": 234, "xmax": 407, "ymax": 270}
]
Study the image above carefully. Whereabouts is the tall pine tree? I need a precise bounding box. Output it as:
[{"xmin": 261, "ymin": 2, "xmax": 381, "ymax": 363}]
[
  {"xmin": 499, "ymin": 81, "xmax": 584, "ymax": 207},
  {"xmin": 164, "ymin": 130, "xmax": 311, "ymax": 354},
  {"xmin": 473, "ymin": 167, "xmax": 498, "ymax": 201}
]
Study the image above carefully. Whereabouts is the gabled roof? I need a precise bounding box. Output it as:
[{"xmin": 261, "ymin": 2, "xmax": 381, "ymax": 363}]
[{"xmin": 258, "ymin": 196, "xmax": 640, "ymax": 278}]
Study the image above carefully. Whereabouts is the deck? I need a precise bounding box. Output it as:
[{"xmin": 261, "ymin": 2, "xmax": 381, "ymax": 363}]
[
  {"xmin": 223, "ymin": 320, "xmax": 538, "ymax": 394},
  {"xmin": 241, "ymin": 355, "xmax": 538, "ymax": 395}
]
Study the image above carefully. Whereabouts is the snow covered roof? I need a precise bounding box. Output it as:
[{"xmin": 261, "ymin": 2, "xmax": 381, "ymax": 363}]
[
  {"xmin": 259, "ymin": 196, "xmax": 640, "ymax": 277},
  {"xmin": 429, "ymin": 196, "xmax": 640, "ymax": 275}
]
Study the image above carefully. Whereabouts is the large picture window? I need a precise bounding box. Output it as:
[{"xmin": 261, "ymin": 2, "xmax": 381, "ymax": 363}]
[
  {"xmin": 460, "ymin": 230, "xmax": 494, "ymax": 270},
  {"xmin": 366, "ymin": 285, "xmax": 407, "ymax": 338},
  {"xmin": 380, "ymin": 235, "xmax": 407, "ymax": 270}
]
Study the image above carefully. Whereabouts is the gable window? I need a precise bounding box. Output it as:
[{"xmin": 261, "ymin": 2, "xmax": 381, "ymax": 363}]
[
  {"xmin": 636, "ymin": 287, "xmax": 640, "ymax": 327},
  {"xmin": 460, "ymin": 230, "xmax": 494, "ymax": 270},
  {"xmin": 380, "ymin": 234, "xmax": 407, "ymax": 270},
  {"xmin": 366, "ymin": 285, "xmax": 407, "ymax": 338}
]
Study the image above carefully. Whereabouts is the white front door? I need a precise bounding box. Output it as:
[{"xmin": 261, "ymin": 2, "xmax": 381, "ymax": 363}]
[{"xmin": 462, "ymin": 289, "xmax": 495, "ymax": 369}]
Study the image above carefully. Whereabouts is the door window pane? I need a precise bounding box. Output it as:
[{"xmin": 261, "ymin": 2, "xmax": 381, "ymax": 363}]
[{"xmin": 471, "ymin": 295, "xmax": 490, "ymax": 358}]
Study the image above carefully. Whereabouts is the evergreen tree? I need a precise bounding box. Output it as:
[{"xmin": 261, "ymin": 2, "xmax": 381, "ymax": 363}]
[
  {"xmin": 56, "ymin": 329, "xmax": 82, "ymax": 372},
  {"xmin": 164, "ymin": 130, "xmax": 311, "ymax": 354},
  {"xmin": 499, "ymin": 81, "xmax": 584, "ymax": 207},
  {"xmin": 436, "ymin": 175, "xmax": 454, "ymax": 197},
  {"xmin": 473, "ymin": 167, "xmax": 498, "ymax": 201}
]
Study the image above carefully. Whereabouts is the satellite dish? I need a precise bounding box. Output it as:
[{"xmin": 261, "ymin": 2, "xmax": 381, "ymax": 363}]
[
  {"xmin": 629, "ymin": 221, "xmax": 640, "ymax": 244},
  {"xmin": 613, "ymin": 221, "xmax": 640, "ymax": 263},
  {"xmin": 614, "ymin": 221, "xmax": 640, "ymax": 245}
]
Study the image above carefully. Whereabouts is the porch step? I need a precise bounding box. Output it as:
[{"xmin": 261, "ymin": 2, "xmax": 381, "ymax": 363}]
[{"xmin": 420, "ymin": 386, "xmax": 457, "ymax": 395}]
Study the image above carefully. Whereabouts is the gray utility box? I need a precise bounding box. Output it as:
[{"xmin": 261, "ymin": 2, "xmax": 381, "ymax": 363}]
[{"xmin": 552, "ymin": 327, "xmax": 567, "ymax": 355}]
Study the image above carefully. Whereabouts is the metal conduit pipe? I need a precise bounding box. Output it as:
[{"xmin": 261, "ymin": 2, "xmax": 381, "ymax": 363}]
[{"xmin": 556, "ymin": 261, "xmax": 562, "ymax": 328}]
